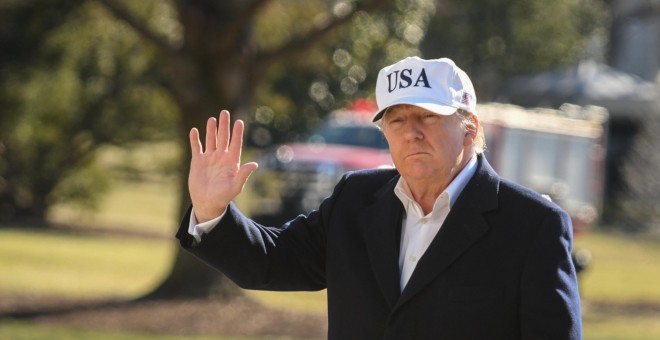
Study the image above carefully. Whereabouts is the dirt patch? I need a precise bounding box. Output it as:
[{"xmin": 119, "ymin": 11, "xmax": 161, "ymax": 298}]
[
  {"xmin": 584, "ymin": 300, "xmax": 660, "ymax": 316},
  {"xmin": 0, "ymin": 294, "xmax": 327, "ymax": 339}
]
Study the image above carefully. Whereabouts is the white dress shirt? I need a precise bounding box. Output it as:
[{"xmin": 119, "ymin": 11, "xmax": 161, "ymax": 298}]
[
  {"xmin": 188, "ymin": 209, "xmax": 223, "ymax": 244},
  {"xmin": 394, "ymin": 156, "xmax": 477, "ymax": 291}
]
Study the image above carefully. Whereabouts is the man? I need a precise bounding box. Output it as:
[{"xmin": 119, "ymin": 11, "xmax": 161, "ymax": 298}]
[{"xmin": 177, "ymin": 57, "xmax": 582, "ymax": 339}]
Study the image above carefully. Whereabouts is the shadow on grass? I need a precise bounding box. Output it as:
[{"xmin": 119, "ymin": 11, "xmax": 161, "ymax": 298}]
[{"xmin": 0, "ymin": 294, "xmax": 326, "ymax": 339}]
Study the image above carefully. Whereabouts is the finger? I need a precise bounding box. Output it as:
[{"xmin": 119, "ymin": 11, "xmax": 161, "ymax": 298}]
[
  {"xmin": 205, "ymin": 117, "xmax": 217, "ymax": 152},
  {"xmin": 228, "ymin": 119, "xmax": 246, "ymax": 162},
  {"xmin": 189, "ymin": 128, "xmax": 202, "ymax": 156},
  {"xmin": 217, "ymin": 110, "xmax": 231, "ymax": 151}
]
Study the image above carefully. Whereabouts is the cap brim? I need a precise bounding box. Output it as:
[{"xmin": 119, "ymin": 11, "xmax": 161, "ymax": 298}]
[{"xmin": 371, "ymin": 100, "xmax": 458, "ymax": 123}]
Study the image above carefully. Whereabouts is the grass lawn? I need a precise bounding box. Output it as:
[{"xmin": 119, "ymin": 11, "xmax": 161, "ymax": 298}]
[
  {"xmin": 0, "ymin": 320, "xmax": 260, "ymax": 340},
  {"xmin": 574, "ymin": 231, "xmax": 660, "ymax": 339},
  {"xmin": 583, "ymin": 313, "xmax": 660, "ymax": 340},
  {"xmin": 48, "ymin": 180, "xmax": 180, "ymax": 237},
  {"xmin": 0, "ymin": 227, "xmax": 174, "ymax": 299},
  {"xmin": 575, "ymin": 231, "xmax": 660, "ymax": 304}
]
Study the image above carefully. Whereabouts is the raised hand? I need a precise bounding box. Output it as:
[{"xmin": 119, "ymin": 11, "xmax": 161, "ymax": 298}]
[{"xmin": 188, "ymin": 110, "xmax": 258, "ymax": 223}]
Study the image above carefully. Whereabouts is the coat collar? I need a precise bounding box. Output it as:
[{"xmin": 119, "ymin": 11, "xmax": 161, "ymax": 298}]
[
  {"xmin": 361, "ymin": 154, "xmax": 500, "ymax": 310},
  {"xmin": 360, "ymin": 174, "xmax": 404, "ymax": 308}
]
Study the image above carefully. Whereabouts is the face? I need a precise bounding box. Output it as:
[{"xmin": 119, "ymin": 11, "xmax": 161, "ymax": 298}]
[{"xmin": 382, "ymin": 104, "xmax": 474, "ymax": 184}]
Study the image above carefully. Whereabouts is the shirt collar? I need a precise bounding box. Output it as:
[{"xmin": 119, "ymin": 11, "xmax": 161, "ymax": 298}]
[{"xmin": 394, "ymin": 155, "xmax": 478, "ymax": 213}]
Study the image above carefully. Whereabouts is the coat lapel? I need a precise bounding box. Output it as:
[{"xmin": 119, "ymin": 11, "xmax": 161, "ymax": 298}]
[
  {"xmin": 396, "ymin": 155, "xmax": 500, "ymax": 309},
  {"xmin": 360, "ymin": 175, "xmax": 404, "ymax": 308}
]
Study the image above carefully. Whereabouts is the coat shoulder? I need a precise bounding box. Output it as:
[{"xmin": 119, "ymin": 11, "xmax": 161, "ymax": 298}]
[
  {"xmin": 319, "ymin": 168, "xmax": 399, "ymax": 211},
  {"xmin": 342, "ymin": 168, "xmax": 400, "ymax": 190},
  {"xmin": 497, "ymin": 177, "xmax": 569, "ymax": 218}
]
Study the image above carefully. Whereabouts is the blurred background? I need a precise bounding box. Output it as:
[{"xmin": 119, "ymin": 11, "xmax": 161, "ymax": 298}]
[{"xmin": 1, "ymin": 0, "xmax": 659, "ymax": 339}]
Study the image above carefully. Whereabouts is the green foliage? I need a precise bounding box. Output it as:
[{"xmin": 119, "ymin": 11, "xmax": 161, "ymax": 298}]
[
  {"xmin": 247, "ymin": 0, "xmax": 438, "ymax": 146},
  {"xmin": 0, "ymin": 1, "xmax": 178, "ymax": 221},
  {"xmin": 419, "ymin": 0, "xmax": 609, "ymax": 99}
]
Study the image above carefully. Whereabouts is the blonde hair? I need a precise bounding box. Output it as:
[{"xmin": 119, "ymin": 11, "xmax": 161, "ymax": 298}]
[{"xmin": 456, "ymin": 109, "xmax": 486, "ymax": 154}]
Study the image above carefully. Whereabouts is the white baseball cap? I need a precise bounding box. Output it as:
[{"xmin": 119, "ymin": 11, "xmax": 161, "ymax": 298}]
[{"xmin": 372, "ymin": 57, "xmax": 477, "ymax": 123}]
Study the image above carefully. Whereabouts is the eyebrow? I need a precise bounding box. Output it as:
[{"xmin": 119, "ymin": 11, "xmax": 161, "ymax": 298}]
[
  {"xmin": 386, "ymin": 105, "xmax": 413, "ymax": 115},
  {"xmin": 386, "ymin": 107, "xmax": 438, "ymax": 118}
]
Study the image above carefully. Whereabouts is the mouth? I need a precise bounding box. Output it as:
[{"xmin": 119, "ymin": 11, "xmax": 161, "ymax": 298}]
[{"xmin": 405, "ymin": 151, "xmax": 429, "ymax": 159}]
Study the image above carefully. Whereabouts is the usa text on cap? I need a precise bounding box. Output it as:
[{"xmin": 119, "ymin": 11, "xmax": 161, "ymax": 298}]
[{"xmin": 372, "ymin": 57, "xmax": 477, "ymax": 123}]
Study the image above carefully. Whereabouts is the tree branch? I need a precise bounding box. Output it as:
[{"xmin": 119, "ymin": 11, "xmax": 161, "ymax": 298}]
[
  {"xmin": 224, "ymin": 0, "xmax": 274, "ymax": 38},
  {"xmin": 256, "ymin": 0, "xmax": 392, "ymax": 66},
  {"xmin": 97, "ymin": 0, "xmax": 178, "ymax": 54},
  {"xmin": 211, "ymin": 0, "xmax": 275, "ymax": 58}
]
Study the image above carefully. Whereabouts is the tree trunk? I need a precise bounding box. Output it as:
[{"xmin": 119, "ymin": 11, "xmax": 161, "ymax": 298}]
[
  {"xmin": 145, "ymin": 241, "xmax": 242, "ymax": 300},
  {"xmin": 144, "ymin": 54, "xmax": 249, "ymax": 299}
]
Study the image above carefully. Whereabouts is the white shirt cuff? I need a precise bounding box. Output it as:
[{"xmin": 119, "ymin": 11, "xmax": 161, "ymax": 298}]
[{"xmin": 188, "ymin": 207, "xmax": 227, "ymax": 244}]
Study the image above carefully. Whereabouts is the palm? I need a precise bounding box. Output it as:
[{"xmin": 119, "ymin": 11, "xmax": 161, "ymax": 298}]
[{"xmin": 188, "ymin": 110, "xmax": 258, "ymax": 223}]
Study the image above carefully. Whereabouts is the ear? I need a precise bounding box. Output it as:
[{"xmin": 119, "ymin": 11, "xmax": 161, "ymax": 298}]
[
  {"xmin": 463, "ymin": 113, "xmax": 479, "ymax": 147},
  {"xmin": 464, "ymin": 114, "xmax": 479, "ymax": 140}
]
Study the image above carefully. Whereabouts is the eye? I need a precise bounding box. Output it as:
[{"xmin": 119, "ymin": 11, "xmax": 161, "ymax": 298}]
[
  {"xmin": 423, "ymin": 113, "xmax": 439, "ymax": 122},
  {"xmin": 388, "ymin": 117, "xmax": 403, "ymax": 124}
]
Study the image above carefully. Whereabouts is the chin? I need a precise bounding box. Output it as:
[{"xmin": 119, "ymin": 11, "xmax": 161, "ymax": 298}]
[{"xmin": 401, "ymin": 167, "xmax": 437, "ymax": 180}]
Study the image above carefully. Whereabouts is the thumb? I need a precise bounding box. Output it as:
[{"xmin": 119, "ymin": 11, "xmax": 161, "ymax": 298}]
[{"xmin": 236, "ymin": 162, "xmax": 259, "ymax": 187}]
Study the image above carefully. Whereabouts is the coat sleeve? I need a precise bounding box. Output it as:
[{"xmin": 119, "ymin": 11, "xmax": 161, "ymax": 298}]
[
  {"xmin": 175, "ymin": 173, "xmax": 352, "ymax": 292},
  {"xmin": 519, "ymin": 207, "xmax": 582, "ymax": 339}
]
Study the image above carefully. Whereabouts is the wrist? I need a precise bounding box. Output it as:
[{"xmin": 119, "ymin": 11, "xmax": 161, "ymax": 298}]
[{"xmin": 193, "ymin": 204, "xmax": 227, "ymax": 224}]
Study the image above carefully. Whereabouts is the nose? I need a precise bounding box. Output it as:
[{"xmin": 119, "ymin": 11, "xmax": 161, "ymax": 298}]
[{"xmin": 402, "ymin": 120, "xmax": 424, "ymax": 141}]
